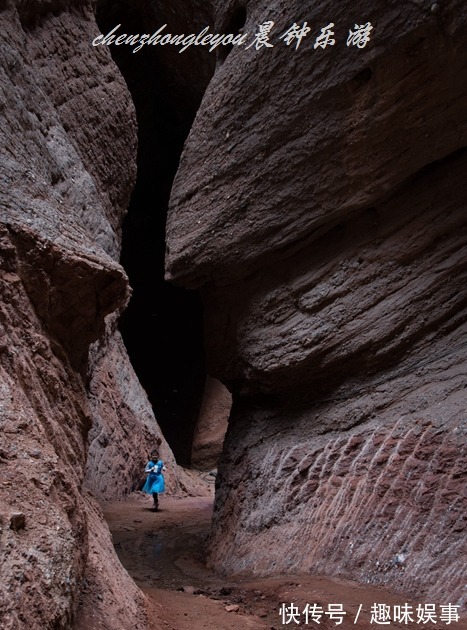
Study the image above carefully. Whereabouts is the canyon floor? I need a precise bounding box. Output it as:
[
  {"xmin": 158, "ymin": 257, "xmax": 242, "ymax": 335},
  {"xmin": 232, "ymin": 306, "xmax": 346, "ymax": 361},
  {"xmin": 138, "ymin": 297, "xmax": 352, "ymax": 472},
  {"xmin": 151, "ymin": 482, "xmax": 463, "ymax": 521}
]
[{"xmin": 74, "ymin": 475, "xmax": 461, "ymax": 630}]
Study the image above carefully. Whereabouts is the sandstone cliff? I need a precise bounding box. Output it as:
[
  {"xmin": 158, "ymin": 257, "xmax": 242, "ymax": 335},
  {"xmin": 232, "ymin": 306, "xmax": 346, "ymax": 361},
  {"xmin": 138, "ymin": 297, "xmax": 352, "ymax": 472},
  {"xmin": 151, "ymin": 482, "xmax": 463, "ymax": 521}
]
[
  {"xmin": 2, "ymin": 0, "xmax": 466, "ymax": 625},
  {"xmin": 166, "ymin": 0, "xmax": 467, "ymax": 604},
  {"xmin": 191, "ymin": 376, "xmax": 231, "ymax": 470},
  {"xmin": 0, "ymin": 2, "xmax": 185, "ymax": 627}
]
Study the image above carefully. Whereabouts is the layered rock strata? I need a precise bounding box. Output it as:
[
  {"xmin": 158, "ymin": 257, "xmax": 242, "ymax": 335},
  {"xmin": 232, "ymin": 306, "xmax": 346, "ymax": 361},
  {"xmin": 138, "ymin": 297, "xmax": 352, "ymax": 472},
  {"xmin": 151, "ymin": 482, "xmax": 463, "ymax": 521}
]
[
  {"xmin": 1, "ymin": 1, "xmax": 181, "ymax": 627},
  {"xmin": 85, "ymin": 317, "xmax": 202, "ymax": 499},
  {"xmin": 166, "ymin": 0, "xmax": 467, "ymax": 604}
]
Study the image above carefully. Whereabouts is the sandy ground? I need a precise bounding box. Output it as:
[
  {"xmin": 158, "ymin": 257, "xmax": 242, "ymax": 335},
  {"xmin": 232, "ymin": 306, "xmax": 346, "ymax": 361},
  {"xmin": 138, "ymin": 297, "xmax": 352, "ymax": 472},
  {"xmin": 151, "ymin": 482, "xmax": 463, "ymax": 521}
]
[{"xmin": 99, "ymin": 485, "xmax": 462, "ymax": 630}]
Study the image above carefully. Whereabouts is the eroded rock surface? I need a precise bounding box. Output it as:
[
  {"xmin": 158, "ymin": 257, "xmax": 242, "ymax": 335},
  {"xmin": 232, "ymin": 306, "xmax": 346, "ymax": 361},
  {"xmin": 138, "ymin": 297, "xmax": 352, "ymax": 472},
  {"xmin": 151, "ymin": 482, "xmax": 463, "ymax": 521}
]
[
  {"xmin": 0, "ymin": 1, "xmax": 183, "ymax": 627},
  {"xmin": 166, "ymin": 0, "xmax": 467, "ymax": 604},
  {"xmin": 191, "ymin": 376, "xmax": 231, "ymax": 470},
  {"xmin": 85, "ymin": 317, "xmax": 206, "ymax": 499}
]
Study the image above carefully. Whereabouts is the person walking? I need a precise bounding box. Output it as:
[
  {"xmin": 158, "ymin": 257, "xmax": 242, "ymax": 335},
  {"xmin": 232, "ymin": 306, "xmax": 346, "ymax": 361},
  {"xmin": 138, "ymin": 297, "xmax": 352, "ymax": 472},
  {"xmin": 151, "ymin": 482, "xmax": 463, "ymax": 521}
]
[{"xmin": 142, "ymin": 449, "xmax": 166, "ymax": 511}]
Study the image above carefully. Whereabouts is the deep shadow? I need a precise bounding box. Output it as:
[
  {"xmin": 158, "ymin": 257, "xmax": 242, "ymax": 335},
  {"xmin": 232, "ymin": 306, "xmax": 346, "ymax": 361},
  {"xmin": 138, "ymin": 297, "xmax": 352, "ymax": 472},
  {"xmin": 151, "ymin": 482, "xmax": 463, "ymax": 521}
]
[{"xmin": 95, "ymin": 0, "xmax": 215, "ymax": 464}]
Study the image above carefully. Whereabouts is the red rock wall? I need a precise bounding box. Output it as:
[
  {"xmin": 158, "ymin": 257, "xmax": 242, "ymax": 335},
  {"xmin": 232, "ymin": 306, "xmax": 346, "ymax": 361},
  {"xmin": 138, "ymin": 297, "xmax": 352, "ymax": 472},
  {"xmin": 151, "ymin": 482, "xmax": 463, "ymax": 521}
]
[
  {"xmin": 85, "ymin": 317, "xmax": 201, "ymax": 498},
  {"xmin": 166, "ymin": 0, "xmax": 467, "ymax": 604},
  {"xmin": 0, "ymin": 2, "xmax": 182, "ymax": 627},
  {"xmin": 191, "ymin": 376, "xmax": 231, "ymax": 470}
]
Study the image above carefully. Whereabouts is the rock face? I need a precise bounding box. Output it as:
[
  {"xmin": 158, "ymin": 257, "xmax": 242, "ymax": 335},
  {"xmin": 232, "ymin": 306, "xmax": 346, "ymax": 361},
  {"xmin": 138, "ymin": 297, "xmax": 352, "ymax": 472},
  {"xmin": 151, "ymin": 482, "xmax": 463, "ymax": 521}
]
[
  {"xmin": 191, "ymin": 376, "xmax": 231, "ymax": 470},
  {"xmin": 166, "ymin": 0, "xmax": 467, "ymax": 604},
  {"xmin": 74, "ymin": 491, "xmax": 150, "ymax": 630},
  {"xmin": 85, "ymin": 317, "xmax": 203, "ymax": 498},
  {"xmin": 0, "ymin": 1, "xmax": 184, "ymax": 627}
]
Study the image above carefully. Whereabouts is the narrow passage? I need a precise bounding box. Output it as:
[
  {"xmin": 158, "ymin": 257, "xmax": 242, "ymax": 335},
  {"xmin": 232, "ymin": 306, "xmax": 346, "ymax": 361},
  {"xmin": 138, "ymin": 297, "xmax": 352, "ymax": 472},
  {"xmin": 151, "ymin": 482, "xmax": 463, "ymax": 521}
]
[{"xmin": 102, "ymin": 488, "xmax": 417, "ymax": 630}]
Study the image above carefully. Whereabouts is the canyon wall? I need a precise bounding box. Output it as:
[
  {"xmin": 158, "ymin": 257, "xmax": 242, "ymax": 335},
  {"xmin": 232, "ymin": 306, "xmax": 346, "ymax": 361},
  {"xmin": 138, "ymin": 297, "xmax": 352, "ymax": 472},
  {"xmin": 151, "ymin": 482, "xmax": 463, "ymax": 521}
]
[
  {"xmin": 85, "ymin": 318, "xmax": 198, "ymax": 499},
  {"xmin": 0, "ymin": 1, "xmax": 185, "ymax": 627},
  {"xmin": 191, "ymin": 376, "xmax": 231, "ymax": 470},
  {"xmin": 166, "ymin": 0, "xmax": 467, "ymax": 604},
  {"xmin": 1, "ymin": 0, "xmax": 466, "ymax": 626}
]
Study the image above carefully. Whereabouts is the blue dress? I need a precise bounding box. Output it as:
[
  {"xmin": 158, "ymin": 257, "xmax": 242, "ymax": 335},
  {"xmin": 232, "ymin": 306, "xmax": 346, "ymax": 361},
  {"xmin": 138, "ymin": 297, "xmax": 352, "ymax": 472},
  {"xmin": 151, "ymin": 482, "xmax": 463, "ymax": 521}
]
[{"xmin": 142, "ymin": 459, "xmax": 165, "ymax": 494}]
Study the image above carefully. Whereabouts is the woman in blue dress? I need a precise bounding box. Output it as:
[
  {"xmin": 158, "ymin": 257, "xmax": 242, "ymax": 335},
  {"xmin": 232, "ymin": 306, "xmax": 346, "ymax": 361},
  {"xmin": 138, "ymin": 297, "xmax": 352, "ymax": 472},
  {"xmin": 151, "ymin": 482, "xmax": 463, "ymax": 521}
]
[{"xmin": 142, "ymin": 449, "xmax": 166, "ymax": 511}]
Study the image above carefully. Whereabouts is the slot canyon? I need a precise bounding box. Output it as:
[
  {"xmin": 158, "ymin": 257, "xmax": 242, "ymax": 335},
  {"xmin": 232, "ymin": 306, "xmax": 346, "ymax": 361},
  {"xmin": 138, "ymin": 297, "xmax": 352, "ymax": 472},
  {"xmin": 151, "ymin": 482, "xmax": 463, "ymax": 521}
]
[{"xmin": 0, "ymin": 0, "xmax": 466, "ymax": 629}]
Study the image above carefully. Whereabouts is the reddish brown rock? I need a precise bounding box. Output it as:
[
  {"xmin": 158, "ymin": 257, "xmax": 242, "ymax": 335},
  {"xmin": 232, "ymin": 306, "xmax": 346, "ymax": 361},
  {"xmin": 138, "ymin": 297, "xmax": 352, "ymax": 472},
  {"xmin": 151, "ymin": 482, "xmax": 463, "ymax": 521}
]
[
  {"xmin": 191, "ymin": 376, "xmax": 231, "ymax": 471},
  {"xmin": 74, "ymin": 491, "xmax": 152, "ymax": 630},
  {"xmin": 1, "ymin": 0, "xmax": 218, "ymax": 622},
  {"xmin": 166, "ymin": 0, "xmax": 467, "ymax": 605},
  {"xmin": 9, "ymin": 512, "xmax": 26, "ymax": 531},
  {"xmin": 85, "ymin": 317, "xmax": 208, "ymax": 499},
  {"xmin": 0, "ymin": 244, "xmax": 97, "ymax": 628},
  {"xmin": 0, "ymin": 2, "xmax": 164, "ymax": 628},
  {"xmin": 166, "ymin": 0, "xmax": 467, "ymax": 290},
  {"xmin": 0, "ymin": 0, "xmax": 211, "ymax": 621}
]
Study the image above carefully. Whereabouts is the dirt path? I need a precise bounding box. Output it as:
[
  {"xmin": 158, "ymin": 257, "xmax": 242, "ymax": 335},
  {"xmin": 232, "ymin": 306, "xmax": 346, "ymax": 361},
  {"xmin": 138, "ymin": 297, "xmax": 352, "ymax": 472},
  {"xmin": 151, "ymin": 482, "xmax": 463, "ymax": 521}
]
[
  {"xmin": 102, "ymin": 492, "xmax": 453, "ymax": 630},
  {"xmin": 103, "ymin": 493, "xmax": 269, "ymax": 630}
]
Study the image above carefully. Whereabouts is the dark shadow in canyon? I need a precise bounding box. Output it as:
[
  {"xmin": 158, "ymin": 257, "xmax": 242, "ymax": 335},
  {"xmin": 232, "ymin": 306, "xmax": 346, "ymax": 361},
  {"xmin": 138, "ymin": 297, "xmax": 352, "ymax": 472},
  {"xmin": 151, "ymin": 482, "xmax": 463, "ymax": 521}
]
[{"xmin": 95, "ymin": 0, "xmax": 216, "ymax": 464}]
